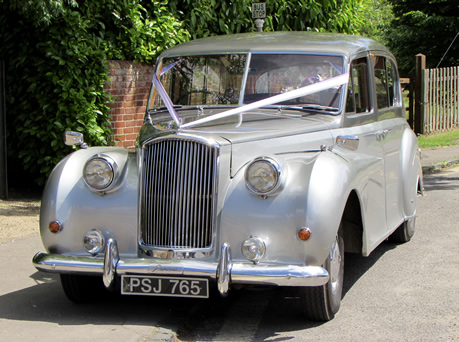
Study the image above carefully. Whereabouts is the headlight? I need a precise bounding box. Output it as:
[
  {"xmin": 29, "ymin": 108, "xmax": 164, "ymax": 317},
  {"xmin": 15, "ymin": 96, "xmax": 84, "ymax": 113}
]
[
  {"xmin": 245, "ymin": 157, "xmax": 282, "ymax": 196},
  {"xmin": 83, "ymin": 155, "xmax": 117, "ymax": 191}
]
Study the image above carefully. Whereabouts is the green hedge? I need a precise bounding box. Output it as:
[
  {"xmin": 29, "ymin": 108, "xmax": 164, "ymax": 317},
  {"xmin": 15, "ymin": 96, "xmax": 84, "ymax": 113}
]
[
  {"xmin": 0, "ymin": 0, "xmax": 366, "ymax": 187},
  {"xmin": 171, "ymin": 0, "xmax": 364, "ymax": 38},
  {"xmin": 0, "ymin": 0, "xmax": 188, "ymax": 186}
]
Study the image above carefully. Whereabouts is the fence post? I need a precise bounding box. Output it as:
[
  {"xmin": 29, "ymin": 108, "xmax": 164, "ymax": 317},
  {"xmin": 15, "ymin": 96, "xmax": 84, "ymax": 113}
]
[
  {"xmin": 408, "ymin": 73, "xmax": 415, "ymax": 129},
  {"xmin": 0, "ymin": 60, "xmax": 7, "ymax": 199},
  {"xmin": 414, "ymin": 54, "xmax": 426, "ymax": 134}
]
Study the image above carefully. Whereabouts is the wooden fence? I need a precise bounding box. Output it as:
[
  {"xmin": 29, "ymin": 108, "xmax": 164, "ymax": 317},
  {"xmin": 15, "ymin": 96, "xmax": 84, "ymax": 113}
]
[
  {"xmin": 412, "ymin": 54, "xmax": 459, "ymax": 134},
  {"xmin": 423, "ymin": 65, "xmax": 459, "ymax": 134}
]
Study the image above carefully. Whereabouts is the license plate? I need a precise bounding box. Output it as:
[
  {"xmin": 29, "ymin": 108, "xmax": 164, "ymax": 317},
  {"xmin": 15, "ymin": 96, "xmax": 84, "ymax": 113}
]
[{"xmin": 121, "ymin": 275, "xmax": 209, "ymax": 298}]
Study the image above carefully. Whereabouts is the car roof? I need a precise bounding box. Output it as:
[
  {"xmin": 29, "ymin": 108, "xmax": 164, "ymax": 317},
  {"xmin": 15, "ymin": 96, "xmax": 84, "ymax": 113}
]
[{"xmin": 159, "ymin": 32, "xmax": 392, "ymax": 59}]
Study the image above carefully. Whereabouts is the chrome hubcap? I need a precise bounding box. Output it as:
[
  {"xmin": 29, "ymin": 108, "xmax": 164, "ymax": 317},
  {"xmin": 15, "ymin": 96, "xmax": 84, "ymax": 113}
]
[{"xmin": 329, "ymin": 237, "xmax": 342, "ymax": 295}]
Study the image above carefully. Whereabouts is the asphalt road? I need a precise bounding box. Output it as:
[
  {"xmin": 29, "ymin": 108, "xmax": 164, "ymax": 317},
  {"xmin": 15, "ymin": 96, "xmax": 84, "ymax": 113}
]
[{"xmin": 0, "ymin": 166, "xmax": 458, "ymax": 342}]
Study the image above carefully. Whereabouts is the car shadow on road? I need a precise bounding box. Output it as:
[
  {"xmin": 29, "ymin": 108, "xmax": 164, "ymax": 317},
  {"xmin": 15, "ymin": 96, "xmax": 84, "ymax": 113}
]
[
  {"xmin": 0, "ymin": 240, "xmax": 399, "ymax": 341},
  {"xmin": 249, "ymin": 241, "xmax": 399, "ymax": 341},
  {"xmin": 422, "ymin": 173, "xmax": 459, "ymax": 191},
  {"xmin": 0, "ymin": 271, "xmax": 207, "ymax": 327}
]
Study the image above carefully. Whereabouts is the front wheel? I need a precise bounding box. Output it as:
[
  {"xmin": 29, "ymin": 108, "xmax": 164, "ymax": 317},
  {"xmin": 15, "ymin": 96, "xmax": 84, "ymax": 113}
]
[
  {"xmin": 299, "ymin": 228, "xmax": 344, "ymax": 321},
  {"xmin": 60, "ymin": 274, "xmax": 106, "ymax": 303}
]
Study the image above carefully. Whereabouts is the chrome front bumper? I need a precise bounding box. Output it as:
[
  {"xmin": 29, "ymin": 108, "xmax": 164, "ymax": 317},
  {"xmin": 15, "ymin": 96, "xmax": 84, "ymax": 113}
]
[{"xmin": 33, "ymin": 239, "xmax": 329, "ymax": 295}]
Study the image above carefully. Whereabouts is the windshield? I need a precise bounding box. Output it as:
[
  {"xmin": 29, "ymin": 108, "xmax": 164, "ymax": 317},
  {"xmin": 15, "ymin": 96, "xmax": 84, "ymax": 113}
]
[
  {"xmin": 244, "ymin": 54, "xmax": 343, "ymax": 108},
  {"xmin": 149, "ymin": 53, "xmax": 345, "ymax": 128},
  {"xmin": 154, "ymin": 54, "xmax": 247, "ymax": 106}
]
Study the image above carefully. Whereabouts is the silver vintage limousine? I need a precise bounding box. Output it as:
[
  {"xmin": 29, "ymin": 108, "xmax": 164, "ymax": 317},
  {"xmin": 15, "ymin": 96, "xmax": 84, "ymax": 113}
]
[{"xmin": 33, "ymin": 32, "xmax": 423, "ymax": 321}]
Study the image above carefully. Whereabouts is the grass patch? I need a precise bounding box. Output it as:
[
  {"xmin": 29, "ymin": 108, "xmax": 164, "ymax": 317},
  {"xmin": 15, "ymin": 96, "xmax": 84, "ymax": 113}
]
[{"xmin": 417, "ymin": 129, "xmax": 459, "ymax": 149}]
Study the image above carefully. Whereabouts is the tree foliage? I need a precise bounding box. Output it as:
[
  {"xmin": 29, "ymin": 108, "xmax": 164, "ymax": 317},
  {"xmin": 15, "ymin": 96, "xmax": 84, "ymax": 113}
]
[
  {"xmin": 170, "ymin": 0, "xmax": 366, "ymax": 39},
  {"xmin": 358, "ymin": 0, "xmax": 394, "ymax": 44},
  {"xmin": 0, "ymin": 0, "xmax": 188, "ymax": 186},
  {"xmin": 385, "ymin": 0, "xmax": 459, "ymax": 75},
  {"xmin": 1, "ymin": 0, "xmax": 373, "ymax": 187}
]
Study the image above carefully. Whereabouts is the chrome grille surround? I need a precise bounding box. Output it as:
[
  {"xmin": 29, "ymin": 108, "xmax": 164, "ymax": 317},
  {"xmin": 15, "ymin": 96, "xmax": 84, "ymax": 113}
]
[{"xmin": 139, "ymin": 135, "xmax": 219, "ymax": 258}]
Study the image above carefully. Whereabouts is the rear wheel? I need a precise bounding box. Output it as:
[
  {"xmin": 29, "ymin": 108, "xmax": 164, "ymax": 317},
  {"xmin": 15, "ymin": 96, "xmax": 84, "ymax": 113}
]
[
  {"xmin": 299, "ymin": 228, "xmax": 344, "ymax": 321},
  {"xmin": 389, "ymin": 216, "xmax": 415, "ymax": 243},
  {"xmin": 60, "ymin": 274, "xmax": 106, "ymax": 303}
]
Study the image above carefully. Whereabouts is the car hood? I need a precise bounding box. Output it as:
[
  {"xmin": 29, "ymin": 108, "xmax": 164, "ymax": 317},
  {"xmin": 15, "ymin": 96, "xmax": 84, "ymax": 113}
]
[
  {"xmin": 180, "ymin": 112, "xmax": 339, "ymax": 145},
  {"xmin": 142, "ymin": 110, "xmax": 340, "ymax": 145},
  {"xmin": 140, "ymin": 111, "xmax": 339, "ymax": 178}
]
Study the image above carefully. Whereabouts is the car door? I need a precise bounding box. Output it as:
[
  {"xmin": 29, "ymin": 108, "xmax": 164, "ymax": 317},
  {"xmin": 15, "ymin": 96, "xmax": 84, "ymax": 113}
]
[
  {"xmin": 372, "ymin": 55, "xmax": 405, "ymax": 232},
  {"xmin": 342, "ymin": 55, "xmax": 387, "ymax": 252}
]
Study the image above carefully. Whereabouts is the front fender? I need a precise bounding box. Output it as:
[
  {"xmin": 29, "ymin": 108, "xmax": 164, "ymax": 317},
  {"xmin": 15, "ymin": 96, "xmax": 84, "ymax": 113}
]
[
  {"xmin": 305, "ymin": 151, "xmax": 353, "ymax": 260},
  {"xmin": 39, "ymin": 147, "xmax": 139, "ymax": 256},
  {"xmin": 219, "ymin": 150, "xmax": 353, "ymax": 267}
]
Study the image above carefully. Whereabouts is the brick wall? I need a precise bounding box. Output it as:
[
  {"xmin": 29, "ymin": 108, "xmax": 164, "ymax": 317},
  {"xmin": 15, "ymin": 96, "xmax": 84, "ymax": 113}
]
[{"xmin": 105, "ymin": 60, "xmax": 154, "ymax": 149}]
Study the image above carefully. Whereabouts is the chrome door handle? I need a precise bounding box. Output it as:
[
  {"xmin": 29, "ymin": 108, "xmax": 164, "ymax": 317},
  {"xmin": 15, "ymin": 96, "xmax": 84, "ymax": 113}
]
[{"xmin": 364, "ymin": 129, "xmax": 392, "ymax": 141}]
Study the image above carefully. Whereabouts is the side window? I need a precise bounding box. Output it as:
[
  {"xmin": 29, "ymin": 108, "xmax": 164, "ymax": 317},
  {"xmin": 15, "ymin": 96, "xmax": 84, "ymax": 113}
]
[
  {"xmin": 373, "ymin": 56, "xmax": 401, "ymax": 109},
  {"xmin": 386, "ymin": 59, "xmax": 401, "ymax": 107},
  {"xmin": 386, "ymin": 60, "xmax": 395, "ymax": 106},
  {"xmin": 374, "ymin": 56, "xmax": 389, "ymax": 109},
  {"xmin": 346, "ymin": 57, "xmax": 370, "ymax": 113}
]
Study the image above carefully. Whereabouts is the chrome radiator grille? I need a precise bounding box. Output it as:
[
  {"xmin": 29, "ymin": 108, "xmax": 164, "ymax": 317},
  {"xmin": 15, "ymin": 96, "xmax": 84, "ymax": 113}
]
[{"xmin": 140, "ymin": 138, "xmax": 218, "ymax": 249}]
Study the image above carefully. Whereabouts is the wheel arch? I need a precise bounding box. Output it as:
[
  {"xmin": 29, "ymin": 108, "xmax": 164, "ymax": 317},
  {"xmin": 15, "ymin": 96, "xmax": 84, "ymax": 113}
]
[{"xmin": 341, "ymin": 190, "xmax": 364, "ymax": 254}]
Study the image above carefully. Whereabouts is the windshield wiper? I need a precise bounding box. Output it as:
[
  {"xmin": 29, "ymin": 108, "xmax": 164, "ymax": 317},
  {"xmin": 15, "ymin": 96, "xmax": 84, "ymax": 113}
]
[
  {"xmin": 278, "ymin": 104, "xmax": 339, "ymax": 113},
  {"xmin": 298, "ymin": 104, "xmax": 339, "ymax": 112},
  {"xmin": 152, "ymin": 105, "xmax": 183, "ymax": 112}
]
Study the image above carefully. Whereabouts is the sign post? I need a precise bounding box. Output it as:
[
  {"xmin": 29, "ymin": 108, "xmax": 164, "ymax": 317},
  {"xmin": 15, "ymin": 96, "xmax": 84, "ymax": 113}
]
[{"xmin": 252, "ymin": 2, "xmax": 266, "ymax": 32}]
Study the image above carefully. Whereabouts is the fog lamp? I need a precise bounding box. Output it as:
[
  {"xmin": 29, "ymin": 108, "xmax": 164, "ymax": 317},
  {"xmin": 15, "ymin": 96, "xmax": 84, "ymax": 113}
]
[
  {"xmin": 241, "ymin": 237, "xmax": 266, "ymax": 263},
  {"xmin": 83, "ymin": 230, "xmax": 105, "ymax": 255}
]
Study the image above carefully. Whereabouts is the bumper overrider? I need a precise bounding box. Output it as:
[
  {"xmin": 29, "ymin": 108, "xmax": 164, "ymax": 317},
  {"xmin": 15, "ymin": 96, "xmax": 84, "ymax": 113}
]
[{"xmin": 33, "ymin": 239, "xmax": 329, "ymax": 296}]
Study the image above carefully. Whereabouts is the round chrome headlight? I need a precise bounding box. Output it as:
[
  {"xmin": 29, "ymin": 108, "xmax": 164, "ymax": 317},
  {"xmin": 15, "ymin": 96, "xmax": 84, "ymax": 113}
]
[
  {"xmin": 83, "ymin": 230, "xmax": 105, "ymax": 255},
  {"xmin": 83, "ymin": 156, "xmax": 116, "ymax": 191},
  {"xmin": 245, "ymin": 157, "xmax": 282, "ymax": 196}
]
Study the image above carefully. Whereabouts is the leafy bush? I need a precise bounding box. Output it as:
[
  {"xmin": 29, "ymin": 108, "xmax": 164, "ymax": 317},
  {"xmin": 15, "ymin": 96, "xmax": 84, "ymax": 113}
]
[
  {"xmin": 1, "ymin": 0, "xmax": 369, "ymax": 187},
  {"xmin": 0, "ymin": 0, "xmax": 188, "ymax": 186},
  {"xmin": 170, "ymin": 0, "xmax": 365, "ymax": 37}
]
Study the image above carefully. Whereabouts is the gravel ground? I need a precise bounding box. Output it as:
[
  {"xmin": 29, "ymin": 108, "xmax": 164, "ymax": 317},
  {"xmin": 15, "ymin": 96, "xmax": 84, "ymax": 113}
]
[{"xmin": 0, "ymin": 198, "xmax": 40, "ymax": 245}]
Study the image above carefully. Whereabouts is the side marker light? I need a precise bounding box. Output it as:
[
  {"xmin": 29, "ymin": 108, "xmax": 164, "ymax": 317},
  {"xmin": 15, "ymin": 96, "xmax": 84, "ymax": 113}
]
[
  {"xmin": 298, "ymin": 228, "xmax": 311, "ymax": 241},
  {"xmin": 49, "ymin": 220, "xmax": 63, "ymax": 233}
]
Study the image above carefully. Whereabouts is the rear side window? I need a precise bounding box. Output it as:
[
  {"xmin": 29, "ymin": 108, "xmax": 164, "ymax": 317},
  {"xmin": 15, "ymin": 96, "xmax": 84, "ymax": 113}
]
[
  {"xmin": 346, "ymin": 57, "xmax": 370, "ymax": 114},
  {"xmin": 374, "ymin": 56, "xmax": 400, "ymax": 109}
]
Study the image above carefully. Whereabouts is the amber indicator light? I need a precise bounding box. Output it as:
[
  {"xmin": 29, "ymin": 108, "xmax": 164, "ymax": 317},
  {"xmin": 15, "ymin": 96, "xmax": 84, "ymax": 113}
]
[
  {"xmin": 49, "ymin": 221, "xmax": 62, "ymax": 233},
  {"xmin": 298, "ymin": 228, "xmax": 311, "ymax": 241}
]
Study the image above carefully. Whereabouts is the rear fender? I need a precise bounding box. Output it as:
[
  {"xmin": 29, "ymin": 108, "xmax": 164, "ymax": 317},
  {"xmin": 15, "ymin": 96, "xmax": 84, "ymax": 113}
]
[{"xmin": 400, "ymin": 128, "xmax": 422, "ymax": 218}]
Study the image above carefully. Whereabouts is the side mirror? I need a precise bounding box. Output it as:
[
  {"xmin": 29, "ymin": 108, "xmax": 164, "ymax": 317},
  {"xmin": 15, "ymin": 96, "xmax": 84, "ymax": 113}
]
[{"xmin": 64, "ymin": 131, "xmax": 88, "ymax": 149}]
